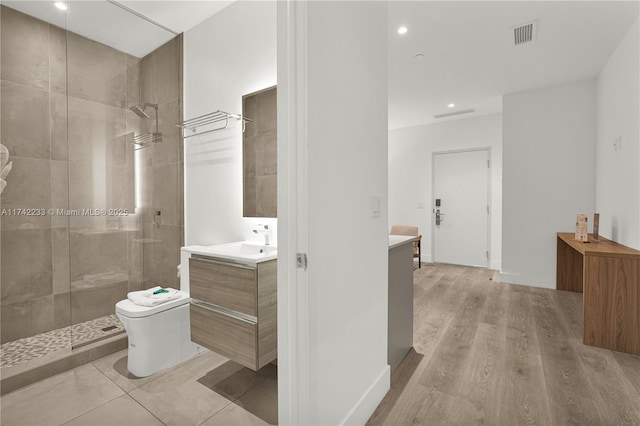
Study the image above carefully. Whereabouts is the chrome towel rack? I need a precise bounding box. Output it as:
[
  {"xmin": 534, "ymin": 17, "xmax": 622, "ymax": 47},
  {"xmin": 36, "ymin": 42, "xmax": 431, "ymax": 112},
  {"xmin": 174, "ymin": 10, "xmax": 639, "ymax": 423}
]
[
  {"xmin": 176, "ymin": 110, "xmax": 252, "ymax": 138},
  {"xmin": 133, "ymin": 133, "xmax": 163, "ymax": 150}
]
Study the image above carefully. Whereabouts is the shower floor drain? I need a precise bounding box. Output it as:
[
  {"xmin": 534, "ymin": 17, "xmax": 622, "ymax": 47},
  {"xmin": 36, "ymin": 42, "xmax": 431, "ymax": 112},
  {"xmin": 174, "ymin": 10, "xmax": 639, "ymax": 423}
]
[{"xmin": 101, "ymin": 325, "xmax": 118, "ymax": 332}]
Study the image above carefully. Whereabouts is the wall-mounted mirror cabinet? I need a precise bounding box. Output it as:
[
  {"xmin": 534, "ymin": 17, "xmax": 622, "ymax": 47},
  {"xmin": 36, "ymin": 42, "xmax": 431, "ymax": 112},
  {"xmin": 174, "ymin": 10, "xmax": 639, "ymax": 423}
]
[{"xmin": 243, "ymin": 86, "xmax": 277, "ymax": 218}]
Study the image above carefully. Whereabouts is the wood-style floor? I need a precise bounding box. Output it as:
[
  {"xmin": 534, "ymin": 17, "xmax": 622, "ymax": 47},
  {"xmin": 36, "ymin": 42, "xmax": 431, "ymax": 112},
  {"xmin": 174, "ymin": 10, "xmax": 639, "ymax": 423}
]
[{"xmin": 368, "ymin": 264, "xmax": 640, "ymax": 426}]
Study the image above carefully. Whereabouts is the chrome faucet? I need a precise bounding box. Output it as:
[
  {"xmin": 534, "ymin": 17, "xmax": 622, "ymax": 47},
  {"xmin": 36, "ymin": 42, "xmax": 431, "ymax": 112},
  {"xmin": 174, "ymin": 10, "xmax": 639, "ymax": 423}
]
[{"xmin": 253, "ymin": 224, "xmax": 270, "ymax": 246}]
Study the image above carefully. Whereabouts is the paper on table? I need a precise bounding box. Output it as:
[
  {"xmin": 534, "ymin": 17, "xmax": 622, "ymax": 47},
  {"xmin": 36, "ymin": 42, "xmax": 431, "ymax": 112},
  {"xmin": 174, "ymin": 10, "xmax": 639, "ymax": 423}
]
[{"xmin": 575, "ymin": 213, "xmax": 588, "ymax": 242}]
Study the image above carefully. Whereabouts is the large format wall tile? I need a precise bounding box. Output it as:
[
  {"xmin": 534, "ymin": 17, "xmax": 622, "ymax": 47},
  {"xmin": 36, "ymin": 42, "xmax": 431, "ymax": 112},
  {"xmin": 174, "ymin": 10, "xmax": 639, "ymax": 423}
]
[
  {"xmin": 0, "ymin": 228, "xmax": 53, "ymax": 306},
  {"xmin": 1, "ymin": 12, "xmax": 184, "ymax": 343},
  {"xmin": 136, "ymin": 150, "xmax": 154, "ymax": 226},
  {"xmin": 140, "ymin": 224, "xmax": 182, "ymax": 289},
  {"xmin": 69, "ymin": 229, "xmax": 128, "ymax": 286},
  {"xmin": 128, "ymin": 230, "xmax": 144, "ymax": 292},
  {"xmin": 151, "ymin": 98, "xmax": 181, "ymax": 166},
  {"xmin": 66, "ymin": 97, "xmax": 125, "ymax": 164},
  {"xmin": 70, "ymin": 281, "xmax": 127, "ymax": 324},
  {"xmin": 0, "ymin": 156, "xmax": 52, "ymax": 231},
  {"xmin": 135, "ymin": 34, "xmax": 183, "ymax": 291},
  {"xmin": 125, "ymin": 110, "xmax": 143, "ymax": 143},
  {"xmin": 50, "ymin": 92, "xmax": 68, "ymax": 161},
  {"xmin": 0, "ymin": 295, "xmax": 54, "ymax": 343},
  {"xmin": 50, "ymin": 160, "xmax": 70, "ymax": 229},
  {"xmin": 49, "ymin": 23, "xmax": 67, "ymax": 95},
  {"xmin": 142, "ymin": 222, "xmax": 162, "ymax": 287},
  {"xmin": 67, "ymin": 161, "xmax": 105, "ymax": 231},
  {"xmin": 152, "ymin": 162, "xmax": 182, "ymax": 227},
  {"xmin": 126, "ymin": 55, "xmax": 141, "ymax": 110},
  {"xmin": 52, "ymin": 227, "xmax": 71, "ymax": 295},
  {"xmin": 54, "ymin": 292, "xmax": 71, "ymax": 330},
  {"xmin": 0, "ymin": 6, "xmax": 49, "ymax": 90},
  {"xmin": 141, "ymin": 37, "xmax": 180, "ymax": 106},
  {"xmin": 66, "ymin": 32, "xmax": 126, "ymax": 108},
  {"xmin": 106, "ymin": 131, "xmax": 135, "ymax": 211},
  {"xmin": 1, "ymin": 81, "xmax": 51, "ymax": 160},
  {"xmin": 157, "ymin": 224, "xmax": 182, "ymax": 289}
]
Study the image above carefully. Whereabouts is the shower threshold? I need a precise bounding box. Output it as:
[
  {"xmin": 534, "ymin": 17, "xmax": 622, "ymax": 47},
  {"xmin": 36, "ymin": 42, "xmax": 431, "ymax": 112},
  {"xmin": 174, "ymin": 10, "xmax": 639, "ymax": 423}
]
[{"xmin": 1, "ymin": 314, "xmax": 125, "ymax": 369}]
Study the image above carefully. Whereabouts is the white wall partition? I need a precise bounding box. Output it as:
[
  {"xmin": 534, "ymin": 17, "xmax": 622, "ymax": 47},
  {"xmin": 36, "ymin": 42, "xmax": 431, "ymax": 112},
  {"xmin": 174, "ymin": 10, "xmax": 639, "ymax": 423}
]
[
  {"xmin": 388, "ymin": 114, "xmax": 502, "ymax": 269},
  {"xmin": 183, "ymin": 1, "xmax": 277, "ymax": 247},
  {"xmin": 502, "ymin": 80, "xmax": 597, "ymax": 288},
  {"xmin": 596, "ymin": 17, "xmax": 640, "ymax": 250},
  {"xmin": 278, "ymin": 1, "xmax": 390, "ymax": 424}
]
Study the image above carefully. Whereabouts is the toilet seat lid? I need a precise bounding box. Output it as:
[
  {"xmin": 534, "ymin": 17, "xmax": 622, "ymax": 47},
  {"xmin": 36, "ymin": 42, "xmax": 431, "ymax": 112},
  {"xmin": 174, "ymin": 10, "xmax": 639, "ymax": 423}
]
[{"xmin": 116, "ymin": 290, "xmax": 190, "ymax": 318}]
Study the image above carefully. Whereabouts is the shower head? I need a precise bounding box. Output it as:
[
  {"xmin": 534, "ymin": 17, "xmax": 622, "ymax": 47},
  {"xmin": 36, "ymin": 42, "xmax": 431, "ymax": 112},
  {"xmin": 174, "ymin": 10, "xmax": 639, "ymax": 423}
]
[
  {"xmin": 130, "ymin": 105, "xmax": 150, "ymax": 119},
  {"xmin": 130, "ymin": 103, "xmax": 158, "ymax": 119}
]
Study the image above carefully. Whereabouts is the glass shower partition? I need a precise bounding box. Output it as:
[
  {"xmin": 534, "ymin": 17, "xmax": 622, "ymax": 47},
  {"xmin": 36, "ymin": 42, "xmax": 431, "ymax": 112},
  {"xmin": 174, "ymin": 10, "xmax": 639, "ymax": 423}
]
[
  {"xmin": 0, "ymin": 0, "xmax": 183, "ymax": 378},
  {"xmin": 63, "ymin": 5, "xmax": 141, "ymax": 348}
]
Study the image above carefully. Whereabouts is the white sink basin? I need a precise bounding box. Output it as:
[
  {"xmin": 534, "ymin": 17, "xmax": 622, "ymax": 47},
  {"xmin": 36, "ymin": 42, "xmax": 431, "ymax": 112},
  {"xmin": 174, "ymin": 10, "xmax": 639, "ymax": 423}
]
[
  {"xmin": 182, "ymin": 241, "xmax": 277, "ymax": 264},
  {"xmin": 216, "ymin": 242, "xmax": 277, "ymax": 256}
]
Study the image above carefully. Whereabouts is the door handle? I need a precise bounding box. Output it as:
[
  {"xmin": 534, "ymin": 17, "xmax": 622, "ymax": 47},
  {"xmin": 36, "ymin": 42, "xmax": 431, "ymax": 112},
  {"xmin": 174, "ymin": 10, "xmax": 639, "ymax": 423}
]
[{"xmin": 435, "ymin": 209, "xmax": 445, "ymax": 226}]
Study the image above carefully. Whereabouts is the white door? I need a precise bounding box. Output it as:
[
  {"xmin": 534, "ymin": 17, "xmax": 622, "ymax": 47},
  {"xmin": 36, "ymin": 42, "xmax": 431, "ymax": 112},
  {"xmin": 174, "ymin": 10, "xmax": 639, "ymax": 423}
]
[{"xmin": 433, "ymin": 149, "xmax": 490, "ymax": 267}]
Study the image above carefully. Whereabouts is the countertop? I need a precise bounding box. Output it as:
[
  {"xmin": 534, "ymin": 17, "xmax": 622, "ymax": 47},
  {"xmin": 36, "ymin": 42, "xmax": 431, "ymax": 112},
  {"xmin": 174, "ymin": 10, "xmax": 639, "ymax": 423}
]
[
  {"xmin": 557, "ymin": 232, "xmax": 640, "ymax": 258},
  {"xmin": 389, "ymin": 235, "xmax": 416, "ymax": 249},
  {"xmin": 181, "ymin": 243, "xmax": 277, "ymax": 265}
]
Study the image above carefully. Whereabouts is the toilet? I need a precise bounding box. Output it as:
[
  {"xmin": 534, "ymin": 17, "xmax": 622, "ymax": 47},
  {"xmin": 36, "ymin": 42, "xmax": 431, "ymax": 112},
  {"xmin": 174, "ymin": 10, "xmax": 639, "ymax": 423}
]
[{"xmin": 115, "ymin": 289, "xmax": 203, "ymax": 377}]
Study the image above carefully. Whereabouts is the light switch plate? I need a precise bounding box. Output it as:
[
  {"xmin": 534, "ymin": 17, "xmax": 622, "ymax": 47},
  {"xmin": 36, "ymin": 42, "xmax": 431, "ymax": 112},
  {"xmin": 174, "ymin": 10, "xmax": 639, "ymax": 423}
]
[
  {"xmin": 371, "ymin": 196, "xmax": 381, "ymax": 218},
  {"xmin": 613, "ymin": 135, "xmax": 622, "ymax": 150}
]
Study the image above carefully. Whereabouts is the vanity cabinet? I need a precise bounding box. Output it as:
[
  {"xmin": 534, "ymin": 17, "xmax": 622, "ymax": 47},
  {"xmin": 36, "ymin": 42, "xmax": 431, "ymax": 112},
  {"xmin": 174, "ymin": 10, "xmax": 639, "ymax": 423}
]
[{"xmin": 189, "ymin": 255, "xmax": 277, "ymax": 370}]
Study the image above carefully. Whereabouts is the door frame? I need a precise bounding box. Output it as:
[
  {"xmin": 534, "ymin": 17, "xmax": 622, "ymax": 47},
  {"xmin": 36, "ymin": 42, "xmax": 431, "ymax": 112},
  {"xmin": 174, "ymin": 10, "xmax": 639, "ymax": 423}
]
[
  {"xmin": 431, "ymin": 147, "xmax": 492, "ymax": 267},
  {"xmin": 277, "ymin": 1, "xmax": 310, "ymax": 424}
]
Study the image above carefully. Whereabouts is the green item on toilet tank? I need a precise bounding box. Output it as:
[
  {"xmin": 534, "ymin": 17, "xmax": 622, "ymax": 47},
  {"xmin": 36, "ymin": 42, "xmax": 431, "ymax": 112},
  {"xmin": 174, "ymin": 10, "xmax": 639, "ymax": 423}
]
[{"xmin": 153, "ymin": 288, "xmax": 168, "ymax": 294}]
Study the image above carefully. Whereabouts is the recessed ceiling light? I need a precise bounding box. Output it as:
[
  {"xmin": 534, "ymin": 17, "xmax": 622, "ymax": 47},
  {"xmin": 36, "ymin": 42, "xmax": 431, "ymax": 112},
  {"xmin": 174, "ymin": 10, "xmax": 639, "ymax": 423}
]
[
  {"xmin": 415, "ymin": 53, "xmax": 424, "ymax": 60},
  {"xmin": 398, "ymin": 26, "xmax": 408, "ymax": 35},
  {"xmin": 54, "ymin": 2, "xmax": 67, "ymax": 10},
  {"xmin": 448, "ymin": 103, "xmax": 455, "ymax": 108}
]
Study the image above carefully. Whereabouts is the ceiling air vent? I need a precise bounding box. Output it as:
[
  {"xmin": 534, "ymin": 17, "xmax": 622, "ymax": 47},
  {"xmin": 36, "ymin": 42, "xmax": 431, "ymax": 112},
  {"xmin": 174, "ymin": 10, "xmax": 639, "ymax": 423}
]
[
  {"xmin": 512, "ymin": 20, "xmax": 537, "ymax": 46},
  {"xmin": 433, "ymin": 109, "xmax": 475, "ymax": 119}
]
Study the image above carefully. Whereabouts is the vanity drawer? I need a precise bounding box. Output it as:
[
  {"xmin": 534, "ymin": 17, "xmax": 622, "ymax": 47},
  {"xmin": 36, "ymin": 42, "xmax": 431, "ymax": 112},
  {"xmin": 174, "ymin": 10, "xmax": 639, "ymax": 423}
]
[
  {"xmin": 189, "ymin": 257, "xmax": 257, "ymax": 316},
  {"xmin": 190, "ymin": 304, "xmax": 257, "ymax": 370}
]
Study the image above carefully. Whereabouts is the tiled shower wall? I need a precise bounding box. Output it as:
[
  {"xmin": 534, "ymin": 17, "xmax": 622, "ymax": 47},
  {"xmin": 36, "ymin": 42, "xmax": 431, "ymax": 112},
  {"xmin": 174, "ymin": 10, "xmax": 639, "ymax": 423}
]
[
  {"xmin": 138, "ymin": 36, "xmax": 184, "ymax": 290},
  {"xmin": 0, "ymin": 6, "xmax": 183, "ymax": 344}
]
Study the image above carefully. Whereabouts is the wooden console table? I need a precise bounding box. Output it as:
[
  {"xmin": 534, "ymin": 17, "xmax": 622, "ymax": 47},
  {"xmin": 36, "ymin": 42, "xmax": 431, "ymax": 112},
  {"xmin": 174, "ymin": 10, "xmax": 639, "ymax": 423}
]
[{"xmin": 556, "ymin": 232, "xmax": 640, "ymax": 356}]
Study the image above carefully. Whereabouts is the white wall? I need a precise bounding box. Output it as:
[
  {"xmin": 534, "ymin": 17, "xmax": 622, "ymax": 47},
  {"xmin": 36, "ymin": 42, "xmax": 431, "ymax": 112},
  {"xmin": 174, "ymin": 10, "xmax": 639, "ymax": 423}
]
[
  {"xmin": 183, "ymin": 1, "xmax": 277, "ymax": 247},
  {"xmin": 596, "ymin": 17, "xmax": 640, "ymax": 250},
  {"xmin": 304, "ymin": 2, "xmax": 390, "ymax": 424},
  {"xmin": 502, "ymin": 80, "xmax": 597, "ymax": 288},
  {"xmin": 388, "ymin": 114, "xmax": 503, "ymax": 269}
]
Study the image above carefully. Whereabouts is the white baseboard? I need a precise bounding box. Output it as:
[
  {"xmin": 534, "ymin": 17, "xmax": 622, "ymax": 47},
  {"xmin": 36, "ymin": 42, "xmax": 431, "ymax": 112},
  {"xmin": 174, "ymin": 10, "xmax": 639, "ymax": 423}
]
[
  {"xmin": 340, "ymin": 365, "xmax": 390, "ymax": 426},
  {"xmin": 499, "ymin": 272, "xmax": 554, "ymax": 289}
]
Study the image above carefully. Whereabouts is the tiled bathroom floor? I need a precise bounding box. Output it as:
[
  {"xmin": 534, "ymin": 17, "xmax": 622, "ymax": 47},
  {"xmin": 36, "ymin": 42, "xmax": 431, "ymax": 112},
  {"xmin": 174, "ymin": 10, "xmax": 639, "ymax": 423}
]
[
  {"xmin": 0, "ymin": 348, "xmax": 277, "ymax": 426},
  {"xmin": 0, "ymin": 314, "xmax": 125, "ymax": 368}
]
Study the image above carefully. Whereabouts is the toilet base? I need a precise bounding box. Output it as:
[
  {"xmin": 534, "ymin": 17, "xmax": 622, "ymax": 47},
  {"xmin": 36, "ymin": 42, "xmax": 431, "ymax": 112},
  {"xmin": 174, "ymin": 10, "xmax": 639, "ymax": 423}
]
[{"xmin": 117, "ymin": 303, "xmax": 203, "ymax": 377}]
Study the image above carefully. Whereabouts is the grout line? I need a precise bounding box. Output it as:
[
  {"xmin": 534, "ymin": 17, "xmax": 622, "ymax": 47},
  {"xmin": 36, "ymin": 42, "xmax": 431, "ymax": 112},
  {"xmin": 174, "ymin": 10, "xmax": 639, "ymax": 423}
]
[
  {"xmin": 129, "ymin": 393, "xmax": 169, "ymax": 426},
  {"xmin": 56, "ymin": 363, "xmax": 126, "ymax": 426},
  {"xmin": 195, "ymin": 400, "xmax": 235, "ymax": 426}
]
